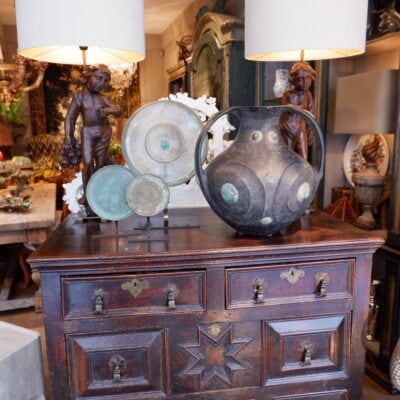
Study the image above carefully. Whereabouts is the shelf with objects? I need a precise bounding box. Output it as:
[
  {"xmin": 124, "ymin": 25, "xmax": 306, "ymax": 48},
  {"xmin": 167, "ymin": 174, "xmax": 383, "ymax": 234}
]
[{"xmin": 340, "ymin": 29, "xmax": 400, "ymax": 394}]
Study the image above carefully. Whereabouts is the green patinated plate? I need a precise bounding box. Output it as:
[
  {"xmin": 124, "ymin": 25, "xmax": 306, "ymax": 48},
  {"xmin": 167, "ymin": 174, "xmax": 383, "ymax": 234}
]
[
  {"xmin": 86, "ymin": 165, "xmax": 136, "ymax": 221},
  {"xmin": 121, "ymin": 100, "xmax": 205, "ymax": 187},
  {"xmin": 126, "ymin": 174, "xmax": 169, "ymax": 217}
]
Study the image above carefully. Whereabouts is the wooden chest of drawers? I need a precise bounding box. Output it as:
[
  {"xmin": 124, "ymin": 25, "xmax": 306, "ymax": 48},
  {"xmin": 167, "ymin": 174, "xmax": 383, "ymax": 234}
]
[{"xmin": 28, "ymin": 209, "xmax": 383, "ymax": 399}]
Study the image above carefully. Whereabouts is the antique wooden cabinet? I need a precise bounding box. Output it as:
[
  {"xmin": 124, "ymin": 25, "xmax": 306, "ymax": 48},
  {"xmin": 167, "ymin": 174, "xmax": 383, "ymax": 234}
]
[
  {"xmin": 188, "ymin": 12, "xmax": 256, "ymax": 110},
  {"xmin": 28, "ymin": 208, "xmax": 382, "ymax": 399}
]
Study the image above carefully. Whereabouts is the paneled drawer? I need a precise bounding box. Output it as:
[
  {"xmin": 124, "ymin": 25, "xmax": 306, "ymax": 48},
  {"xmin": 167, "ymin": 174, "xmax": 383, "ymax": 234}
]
[
  {"xmin": 272, "ymin": 390, "xmax": 347, "ymax": 399},
  {"xmin": 67, "ymin": 329, "xmax": 166, "ymax": 399},
  {"xmin": 62, "ymin": 270, "xmax": 206, "ymax": 319},
  {"xmin": 264, "ymin": 314, "xmax": 349, "ymax": 386},
  {"xmin": 226, "ymin": 260, "xmax": 353, "ymax": 309}
]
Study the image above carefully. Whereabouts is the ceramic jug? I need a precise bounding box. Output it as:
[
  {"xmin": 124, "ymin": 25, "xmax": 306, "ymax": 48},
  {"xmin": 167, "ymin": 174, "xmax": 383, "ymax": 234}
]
[
  {"xmin": 273, "ymin": 69, "xmax": 290, "ymax": 97},
  {"xmin": 195, "ymin": 105, "xmax": 325, "ymax": 236}
]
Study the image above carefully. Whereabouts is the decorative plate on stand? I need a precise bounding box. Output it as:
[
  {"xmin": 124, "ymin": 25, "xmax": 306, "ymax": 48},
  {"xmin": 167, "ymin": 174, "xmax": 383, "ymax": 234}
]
[
  {"xmin": 126, "ymin": 174, "xmax": 170, "ymax": 217},
  {"xmin": 86, "ymin": 165, "xmax": 136, "ymax": 221},
  {"xmin": 343, "ymin": 134, "xmax": 389, "ymax": 186},
  {"xmin": 121, "ymin": 100, "xmax": 205, "ymax": 187}
]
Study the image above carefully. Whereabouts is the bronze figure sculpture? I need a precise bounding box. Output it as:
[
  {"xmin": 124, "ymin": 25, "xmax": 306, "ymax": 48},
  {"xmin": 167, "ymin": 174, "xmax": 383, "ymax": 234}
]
[
  {"xmin": 279, "ymin": 61, "xmax": 316, "ymax": 160},
  {"xmin": 61, "ymin": 64, "xmax": 122, "ymax": 210}
]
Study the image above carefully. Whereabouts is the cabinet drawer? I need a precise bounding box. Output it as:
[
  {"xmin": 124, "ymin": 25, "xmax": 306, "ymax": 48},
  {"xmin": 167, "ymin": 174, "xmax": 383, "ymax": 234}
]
[
  {"xmin": 226, "ymin": 260, "xmax": 353, "ymax": 309},
  {"xmin": 264, "ymin": 314, "xmax": 349, "ymax": 386},
  {"xmin": 67, "ymin": 329, "xmax": 166, "ymax": 399},
  {"xmin": 62, "ymin": 270, "xmax": 206, "ymax": 319},
  {"xmin": 272, "ymin": 390, "xmax": 347, "ymax": 399}
]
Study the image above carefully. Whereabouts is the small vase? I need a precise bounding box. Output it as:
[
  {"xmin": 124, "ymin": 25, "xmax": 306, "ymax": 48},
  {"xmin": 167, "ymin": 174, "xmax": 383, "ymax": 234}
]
[{"xmin": 273, "ymin": 69, "xmax": 290, "ymax": 98}]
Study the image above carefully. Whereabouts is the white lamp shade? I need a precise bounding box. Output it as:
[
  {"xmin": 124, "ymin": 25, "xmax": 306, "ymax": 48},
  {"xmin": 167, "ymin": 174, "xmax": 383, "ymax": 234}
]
[
  {"xmin": 245, "ymin": 0, "xmax": 368, "ymax": 61},
  {"xmin": 15, "ymin": 0, "xmax": 145, "ymax": 65},
  {"xmin": 333, "ymin": 69, "xmax": 399, "ymax": 134}
]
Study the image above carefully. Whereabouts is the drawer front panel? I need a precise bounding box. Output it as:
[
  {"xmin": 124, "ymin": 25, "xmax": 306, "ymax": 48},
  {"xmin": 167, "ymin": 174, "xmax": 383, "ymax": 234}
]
[
  {"xmin": 67, "ymin": 329, "xmax": 166, "ymax": 398},
  {"xmin": 226, "ymin": 260, "xmax": 353, "ymax": 309},
  {"xmin": 169, "ymin": 321, "xmax": 261, "ymax": 394},
  {"xmin": 62, "ymin": 270, "xmax": 206, "ymax": 318},
  {"xmin": 272, "ymin": 390, "xmax": 347, "ymax": 399},
  {"xmin": 264, "ymin": 314, "xmax": 349, "ymax": 385}
]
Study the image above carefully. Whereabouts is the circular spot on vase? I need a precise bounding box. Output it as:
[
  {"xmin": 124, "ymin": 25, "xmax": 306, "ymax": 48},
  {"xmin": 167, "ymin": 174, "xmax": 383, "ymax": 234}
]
[
  {"xmin": 221, "ymin": 182, "xmax": 239, "ymax": 204},
  {"xmin": 267, "ymin": 130, "xmax": 279, "ymax": 143},
  {"xmin": 251, "ymin": 130, "xmax": 263, "ymax": 143},
  {"xmin": 297, "ymin": 182, "xmax": 311, "ymax": 202},
  {"xmin": 261, "ymin": 216, "xmax": 273, "ymax": 225}
]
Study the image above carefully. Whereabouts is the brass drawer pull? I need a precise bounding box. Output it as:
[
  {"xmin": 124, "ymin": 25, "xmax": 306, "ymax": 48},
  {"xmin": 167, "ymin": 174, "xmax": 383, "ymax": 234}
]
[
  {"xmin": 302, "ymin": 343, "xmax": 313, "ymax": 366},
  {"xmin": 253, "ymin": 278, "xmax": 266, "ymax": 304},
  {"xmin": 315, "ymin": 272, "xmax": 330, "ymax": 297},
  {"xmin": 92, "ymin": 289, "xmax": 108, "ymax": 314},
  {"xmin": 109, "ymin": 354, "xmax": 126, "ymax": 383},
  {"xmin": 163, "ymin": 283, "xmax": 180, "ymax": 310}
]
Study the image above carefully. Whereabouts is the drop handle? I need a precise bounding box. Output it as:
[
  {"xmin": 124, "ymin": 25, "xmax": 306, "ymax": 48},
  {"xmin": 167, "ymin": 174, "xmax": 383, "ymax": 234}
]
[
  {"xmin": 109, "ymin": 355, "xmax": 126, "ymax": 383},
  {"xmin": 302, "ymin": 344, "xmax": 312, "ymax": 366},
  {"xmin": 92, "ymin": 289, "xmax": 107, "ymax": 314},
  {"xmin": 252, "ymin": 278, "xmax": 266, "ymax": 304},
  {"xmin": 315, "ymin": 272, "xmax": 330, "ymax": 298},
  {"xmin": 163, "ymin": 283, "xmax": 180, "ymax": 310}
]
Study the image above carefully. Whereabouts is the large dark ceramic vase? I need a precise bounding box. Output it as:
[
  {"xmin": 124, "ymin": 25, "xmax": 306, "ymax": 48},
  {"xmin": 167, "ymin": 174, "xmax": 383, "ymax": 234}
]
[{"xmin": 195, "ymin": 106, "xmax": 325, "ymax": 236}]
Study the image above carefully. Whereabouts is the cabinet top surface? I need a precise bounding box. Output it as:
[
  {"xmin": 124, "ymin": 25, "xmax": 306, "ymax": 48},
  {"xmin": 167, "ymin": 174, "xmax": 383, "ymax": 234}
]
[{"xmin": 29, "ymin": 208, "xmax": 383, "ymax": 269}]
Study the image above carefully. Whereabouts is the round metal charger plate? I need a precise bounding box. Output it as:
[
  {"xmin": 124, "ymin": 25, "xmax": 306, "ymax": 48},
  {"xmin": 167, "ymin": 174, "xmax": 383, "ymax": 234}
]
[
  {"xmin": 121, "ymin": 100, "xmax": 205, "ymax": 186},
  {"xmin": 126, "ymin": 174, "xmax": 170, "ymax": 217},
  {"xmin": 86, "ymin": 165, "xmax": 135, "ymax": 221}
]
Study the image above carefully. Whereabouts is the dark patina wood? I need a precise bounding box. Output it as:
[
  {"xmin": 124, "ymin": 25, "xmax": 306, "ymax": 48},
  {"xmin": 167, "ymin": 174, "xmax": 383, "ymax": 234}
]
[{"xmin": 28, "ymin": 208, "xmax": 383, "ymax": 399}]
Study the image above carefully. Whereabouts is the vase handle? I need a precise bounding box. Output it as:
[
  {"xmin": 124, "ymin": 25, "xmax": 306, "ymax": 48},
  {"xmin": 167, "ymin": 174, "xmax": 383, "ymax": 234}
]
[
  {"xmin": 277, "ymin": 105, "xmax": 325, "ymax": 184},
  {"xmin": 194, "ymin": 106, "xmax": 239, "ymax": 200}
]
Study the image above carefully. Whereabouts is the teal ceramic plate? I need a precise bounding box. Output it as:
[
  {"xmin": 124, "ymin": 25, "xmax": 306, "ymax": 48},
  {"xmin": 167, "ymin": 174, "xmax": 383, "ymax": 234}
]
[
  {"xmin": 86, "ymin": 165, "xmax": 135, "ymax": 221},
  {"xmin": 121, "ymin": 100, "xmax": 205, "ymax": 187}
]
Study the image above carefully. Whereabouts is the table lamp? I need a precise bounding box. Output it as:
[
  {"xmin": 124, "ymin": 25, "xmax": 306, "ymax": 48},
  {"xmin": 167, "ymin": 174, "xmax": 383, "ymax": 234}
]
[
  {"xmin": 14, "ymin": 0, "xmax": 145, "ymax": 214},
  {"xmin": 14, "ymin": 0, "xmax": 145, "ymax": 67},
  {"xmin": 333, "ymin": 69, "xmax": 399, "ymax": 229},
  {"xmin": 245, "ymin": 0, "xmax": 368, "ymax": 63}
]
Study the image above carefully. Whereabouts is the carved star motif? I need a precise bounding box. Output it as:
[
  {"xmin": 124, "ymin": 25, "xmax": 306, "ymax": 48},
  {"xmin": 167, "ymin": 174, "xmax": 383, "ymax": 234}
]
[{"xmin": 181, "ymin": 324, "xmax": 251, "ymax": 389}]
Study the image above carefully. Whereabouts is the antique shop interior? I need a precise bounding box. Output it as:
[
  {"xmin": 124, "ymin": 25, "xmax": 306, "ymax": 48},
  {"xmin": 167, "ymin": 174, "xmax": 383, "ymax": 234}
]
[{"xmin": 1, "ymin": 0, "xmax": 400, "ymax": 399}]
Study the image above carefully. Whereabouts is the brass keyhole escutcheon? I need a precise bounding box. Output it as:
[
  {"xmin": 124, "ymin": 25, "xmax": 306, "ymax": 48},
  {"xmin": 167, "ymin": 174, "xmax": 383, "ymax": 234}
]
[
  {"xmin": 280, "ymin": 267, "xmax": 305, "ymax": 284},
  {"xmin": 121, "ymin": 278, "xmax": 149, "ymax": 298}
]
